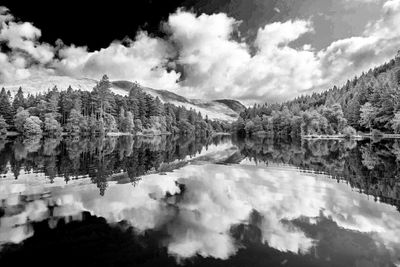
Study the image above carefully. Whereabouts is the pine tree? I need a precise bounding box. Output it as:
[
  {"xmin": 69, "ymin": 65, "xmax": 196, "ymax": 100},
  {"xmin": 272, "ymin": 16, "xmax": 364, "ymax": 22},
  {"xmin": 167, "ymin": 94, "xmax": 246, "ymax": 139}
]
[
  {"xmin": 12, "ymin": 87, "xmax": 25, "ymax": 110},
  {"xmin": 118, "ymin": 107, "xmax": 126, "ymax": 132},
  {"xmin": 0, "ymin": 88, "xmax": 13, "ymax": 126},
  {"xmin": 150, "ymin": 97, "xmax": 163, "ymax": 116},
  {"xmin": 128, "ymin": 84, "xmax": 140, "ymax": 119},
  {"xmin": 60, "ymin": 90, "xmax": 74, "ymax": 124},
  {"xmin": 145, "ymin": 94, "xmax": 154, "ymax": 119},
  {"xmin": 138, "ymin": 93, "xmax": 148, "ymax": 127},
  {"xmin": 92, "ymin": 75, "xmax": 115, "ymax": 118},
  {"xmin": 66, "ymin": 109, "xmax": 83, "ymax": 135},
  {"xmin": 125, "ymin": 111, "xmax": 135, "ymax": 133}
]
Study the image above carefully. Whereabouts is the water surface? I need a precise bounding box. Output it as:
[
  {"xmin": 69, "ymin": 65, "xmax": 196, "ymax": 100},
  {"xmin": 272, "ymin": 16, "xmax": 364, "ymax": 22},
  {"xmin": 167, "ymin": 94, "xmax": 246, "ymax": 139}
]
[{"xmin": 0, "ymin": 136, "xmax": 399, "ymax": 266}]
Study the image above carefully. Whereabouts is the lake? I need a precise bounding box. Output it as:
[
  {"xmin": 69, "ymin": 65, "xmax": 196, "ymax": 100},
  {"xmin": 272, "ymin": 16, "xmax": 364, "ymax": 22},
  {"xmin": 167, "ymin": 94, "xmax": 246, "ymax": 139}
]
[{"xmin": 0, "ymin": 135, "xmax": 400, "ymax": 267}]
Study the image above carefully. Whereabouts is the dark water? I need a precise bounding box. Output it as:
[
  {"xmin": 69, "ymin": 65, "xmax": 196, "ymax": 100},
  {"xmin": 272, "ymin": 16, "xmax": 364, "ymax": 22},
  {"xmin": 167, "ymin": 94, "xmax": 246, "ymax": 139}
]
[{"xmin": 0, "ymin": 135, "xmax": 400, "ymax": 267}]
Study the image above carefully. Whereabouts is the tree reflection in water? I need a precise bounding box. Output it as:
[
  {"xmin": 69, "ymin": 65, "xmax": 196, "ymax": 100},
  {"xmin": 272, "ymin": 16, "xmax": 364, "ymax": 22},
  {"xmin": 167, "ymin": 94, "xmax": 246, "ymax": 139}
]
[
  {"xmin": 0, "ymin": 135, "xmax": 231, "ymax": 195},
  {"xmin": 233, "ymin": 136, "xmax": 400, "ymax": 210},
  {"xmin": 1, "ymin": 136, "xmax": 400, "ymax": 267}
]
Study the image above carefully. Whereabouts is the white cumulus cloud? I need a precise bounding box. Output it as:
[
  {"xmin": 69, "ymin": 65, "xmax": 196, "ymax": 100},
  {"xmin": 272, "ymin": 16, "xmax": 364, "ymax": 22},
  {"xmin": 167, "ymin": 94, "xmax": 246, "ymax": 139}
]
[
  {"xmin": 1, "ymin": 0, "xmax": 400, "ymax": 103},
  {"xmin": 55, "ymin": 32, "xmax": 181, "ymax": 90}
]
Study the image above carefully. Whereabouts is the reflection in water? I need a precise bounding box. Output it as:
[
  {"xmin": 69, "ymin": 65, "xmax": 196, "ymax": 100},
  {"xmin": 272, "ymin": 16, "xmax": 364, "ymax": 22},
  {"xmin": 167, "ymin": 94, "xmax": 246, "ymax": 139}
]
[
  {"xmin": 233, "ymin": 137, "xmax": 400, "ymax": 210},
  {"xmin": 1, "ymin": 136, "xmax": 400, "ymax": 266},
  {"xmin": 0, "ymin": 135, "xmax": 231, "ymax": 194}
]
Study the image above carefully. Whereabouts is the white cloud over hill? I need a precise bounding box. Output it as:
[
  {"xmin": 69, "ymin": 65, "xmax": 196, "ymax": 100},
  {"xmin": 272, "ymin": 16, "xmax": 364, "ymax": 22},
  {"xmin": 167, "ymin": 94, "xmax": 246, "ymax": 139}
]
[{"xmin": 1, "ymin": 0, "xmax": 400, "ymax": 103}]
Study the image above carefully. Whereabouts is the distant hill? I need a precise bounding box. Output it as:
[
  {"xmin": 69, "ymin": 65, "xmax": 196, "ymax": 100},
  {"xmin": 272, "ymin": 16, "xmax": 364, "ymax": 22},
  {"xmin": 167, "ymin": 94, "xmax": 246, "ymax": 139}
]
[
  {"xmin": 0, "ymin": 76, "xmax": 245, "ymax": 122},
  {"xmin": 111, "ymin": 80, "xmax": 245, "ymax": 122},
  {"xmin": 213, "ymin": 99, "xmax": 246, "ymax": 113}
]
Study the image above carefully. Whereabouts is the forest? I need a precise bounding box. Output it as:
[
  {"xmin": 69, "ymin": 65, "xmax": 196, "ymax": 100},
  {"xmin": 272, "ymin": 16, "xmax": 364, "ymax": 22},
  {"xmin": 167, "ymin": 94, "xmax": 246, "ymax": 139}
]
[
  {"xmin": 232, "ymin": 52, "xmax": 400, "ymax": 138},
  {"xmin": 0, "ymin": 75, "xmax": 229, "ymax": 138}
]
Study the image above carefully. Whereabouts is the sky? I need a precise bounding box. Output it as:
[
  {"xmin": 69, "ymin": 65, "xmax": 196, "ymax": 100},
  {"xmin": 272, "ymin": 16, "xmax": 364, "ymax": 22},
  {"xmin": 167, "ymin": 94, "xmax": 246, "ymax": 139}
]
[{"xmin": 0, "ymin": 0, "xmax": 400, "ymax": 103}]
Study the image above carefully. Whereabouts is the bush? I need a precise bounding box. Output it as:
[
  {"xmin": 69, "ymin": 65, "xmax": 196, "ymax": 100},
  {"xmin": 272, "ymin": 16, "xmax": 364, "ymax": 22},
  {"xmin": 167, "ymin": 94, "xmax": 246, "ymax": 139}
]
[
  {"xmin": 342, "ymin": 126, "xmax": 356, "ymax": 138},
  {"xmin": 0, "ymin": 115, "xmax": 8, "ymax": 135},
  {"xmin": 14, "ymin": 108, "xmax": 30, "ymax": 132},
  {"xmin": 104, "ymin": 113, "xmax": 117, "ymax": 132},
  {"xmin": 44, "ymin": 114, "xmax": 62, "ymax": 135},
  {"xmin": 135, "ymin": 119, "xmax": 143, "ymax": 132},
  {"xmin": 23, "ymin": 116, "xmax": 43, "ymax": 136}
]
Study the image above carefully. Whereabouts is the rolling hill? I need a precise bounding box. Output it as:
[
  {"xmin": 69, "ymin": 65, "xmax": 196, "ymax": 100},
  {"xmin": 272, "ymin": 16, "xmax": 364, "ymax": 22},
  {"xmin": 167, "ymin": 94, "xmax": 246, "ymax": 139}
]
[
  {"xmin": 111, "ymin": 81, "xmax": 245, "ymax": 121},
  {"xmin": 0, "ymin": 76, "xmax": 245, "ymax": 122}
]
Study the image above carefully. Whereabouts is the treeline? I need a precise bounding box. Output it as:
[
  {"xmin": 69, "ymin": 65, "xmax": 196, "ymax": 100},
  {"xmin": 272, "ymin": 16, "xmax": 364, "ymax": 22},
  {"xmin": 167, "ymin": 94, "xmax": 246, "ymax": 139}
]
[
  {"xmin": 0, "ymin": 75, "xmax": 229, "ymax": 137},
  {"xmin": 233, "ymin": 51, "xmax": 400, "ymax": 137}
]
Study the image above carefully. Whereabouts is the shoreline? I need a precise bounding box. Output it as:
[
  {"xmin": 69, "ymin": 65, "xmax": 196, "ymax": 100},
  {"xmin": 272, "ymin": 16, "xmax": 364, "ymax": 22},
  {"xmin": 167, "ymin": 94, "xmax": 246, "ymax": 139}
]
[
  {"xmin": 302, "ymin": 133, "xmax": 400, "ymax": 140},
  {"xmin": 212, "ymin": 132, "xmax": 231, "ymax": 137},
  {"xmin": 2, "ymin": 130, "xmax": 230, "ymax": 138}
]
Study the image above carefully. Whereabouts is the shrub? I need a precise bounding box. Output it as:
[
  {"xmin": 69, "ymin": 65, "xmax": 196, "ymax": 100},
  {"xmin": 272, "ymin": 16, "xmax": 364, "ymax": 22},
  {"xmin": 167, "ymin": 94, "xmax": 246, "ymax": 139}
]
[
  {"xmin": 23, "ymin": 116, "xmax": 43, "ymax": 136},
  {"xmin": 14, "ymin": 108, "xmax": 30, "ymax": 132},
  {"xmin": 44, "ymin": 114, "xmax": 62, "ymax": 135},
  {"xmin": 342, "ymin": 126, "xmax": 356, "ymax": 138},
  {"xmin": 0, "ymin": 115, "xmax": 8, "ymax": 135}
]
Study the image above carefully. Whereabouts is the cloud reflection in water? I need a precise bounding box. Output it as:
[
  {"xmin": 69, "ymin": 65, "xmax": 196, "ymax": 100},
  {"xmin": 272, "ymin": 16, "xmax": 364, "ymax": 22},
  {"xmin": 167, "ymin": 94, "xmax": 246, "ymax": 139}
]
[{"xmin": 1, "ymin": 163, "xmax": 400, "ymax": 263}]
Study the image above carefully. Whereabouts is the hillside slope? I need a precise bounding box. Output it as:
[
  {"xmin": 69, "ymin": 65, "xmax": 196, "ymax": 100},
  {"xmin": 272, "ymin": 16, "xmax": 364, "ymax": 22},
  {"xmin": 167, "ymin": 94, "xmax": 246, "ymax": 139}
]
[
  {"xmin": 0, "ymin": 76, "xmax": 245, "ymax": 122},
  {"xmin": 111, "ymin": 81, "xmax": 245, "ymax": 121}
]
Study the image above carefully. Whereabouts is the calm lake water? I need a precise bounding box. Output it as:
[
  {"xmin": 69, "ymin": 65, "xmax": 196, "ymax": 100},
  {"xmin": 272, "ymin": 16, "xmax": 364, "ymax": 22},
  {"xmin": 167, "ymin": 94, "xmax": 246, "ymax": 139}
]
[{"xmin": 0, "ymin": 135, "xmax": 400, "ymax": 267}]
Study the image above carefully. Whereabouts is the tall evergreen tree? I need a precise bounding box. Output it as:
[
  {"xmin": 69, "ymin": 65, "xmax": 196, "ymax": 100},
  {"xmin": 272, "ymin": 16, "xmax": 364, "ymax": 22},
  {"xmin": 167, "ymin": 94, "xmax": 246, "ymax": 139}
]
[
  {"xmin": 12, "ymin": 87, "xmax": 25, "ymax": 111},
  {"xmin": 0, "ymin": 88, "xmax": 13, "ymax": 126},
  {"xmin": 92, "ymin": 75, "xmax": 115, "ymax": 118}
]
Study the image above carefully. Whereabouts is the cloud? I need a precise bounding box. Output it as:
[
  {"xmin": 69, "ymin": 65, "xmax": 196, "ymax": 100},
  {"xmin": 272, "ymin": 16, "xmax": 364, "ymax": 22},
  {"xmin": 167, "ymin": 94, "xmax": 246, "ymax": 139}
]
[
  {"xmin": 0, "ymin": 6, "xmax": 13, "ymax": 24},
  {"xmin": 167, "ymin": 11, "xmax": 251, "ymax": 99},
  {"xmin": 169, "ymin": 1, "xmax": 400, "ymax": 102},
  {"xmin": 0, "ymin": 7, "xmax": 326, "ymax": 102},
  {"xmin": 0, "ymin": 7, "xmax": 55, "ymax": 82},
  {"xmin": 167, "ymin": 11, "xmax": 322, "ymax": 102},
  {"xmin": 383, "ymin": 0, "xmax": 400, "ymax": 11},
  {"xmin": 244, "ymin": 20, "xmax": 322, "ymax": 101},
  {"xmin": 1, "ymin": 0, "xmax": 400, "ymax": 103},
  {"xmin": 316, "ymin": 0, "xmax": 400, "ymax": 88},
  {"xmin": 0, "ymin": 6, "xmax": 180, "ymax": 90},
  {"xmin": 55, "ymin": 32, "xmax": 181, "ymax": 90},
  {"xmin": 0, "ymin": 21, "xmax": 54, "ymax": 63}
]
